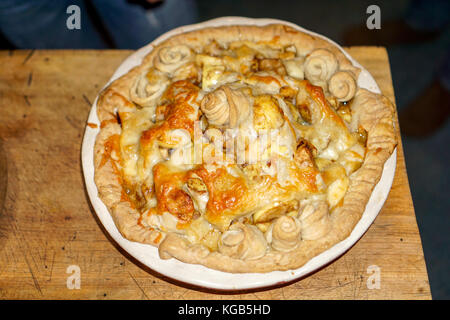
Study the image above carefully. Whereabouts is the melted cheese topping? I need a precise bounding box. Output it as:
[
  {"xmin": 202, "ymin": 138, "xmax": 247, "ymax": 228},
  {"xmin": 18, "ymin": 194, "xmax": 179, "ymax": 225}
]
[{"xmin": 115, "ymin": 39, "xmax": 366, "ymax": 248}]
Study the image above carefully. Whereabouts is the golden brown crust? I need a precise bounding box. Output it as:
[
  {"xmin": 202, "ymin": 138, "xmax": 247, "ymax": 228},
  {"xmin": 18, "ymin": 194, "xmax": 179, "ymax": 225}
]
[{"xmin": 93, "ymin": 24, "xmax": 396, "ymax": 272}]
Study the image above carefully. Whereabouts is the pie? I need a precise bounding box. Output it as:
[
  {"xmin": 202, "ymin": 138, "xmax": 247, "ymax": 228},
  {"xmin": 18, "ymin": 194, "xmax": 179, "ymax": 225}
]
[{"xmin": 93, "ymin": 24, "xmax": 396, "ymax": 273}]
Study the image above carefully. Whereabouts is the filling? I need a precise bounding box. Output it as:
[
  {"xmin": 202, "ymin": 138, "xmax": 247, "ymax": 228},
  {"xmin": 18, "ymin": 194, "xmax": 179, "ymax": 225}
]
[{"xmin": 102, "ymin": 39, "xmax": 367, "ymax": 258}]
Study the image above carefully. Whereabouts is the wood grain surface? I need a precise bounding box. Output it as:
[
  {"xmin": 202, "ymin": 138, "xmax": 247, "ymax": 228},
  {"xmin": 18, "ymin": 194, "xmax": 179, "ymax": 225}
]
[{"xmin": 0, "ymin": 47, "xmax": 431, "ymax": 299}]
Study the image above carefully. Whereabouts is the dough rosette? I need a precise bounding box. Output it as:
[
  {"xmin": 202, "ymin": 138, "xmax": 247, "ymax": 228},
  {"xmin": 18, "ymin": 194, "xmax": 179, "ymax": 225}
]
[
  {"xmin": 304, "ymin": 48, "xmax": 339, "ymax": 89},
  {"xmin": 154, "ymin": 45, "xmax": 193, "ymax": 74},
  {"xmin": 200, "ymin": 85, "xmax": 251, "ymax": 127},
  {"xmin": 130, "ymin": 69, "xmax": 169, "ymax": 107},
  {"xmin": 328, "ymin": 71, "xmax": 357, "ymax": 102},
  {"xmin": 218, "ymin": 223, "xmax": 267, "ymax": 260},
  {"xmin": 299, "ymin": 200, "xmax": 331, "ymax": 240},
  {"xmin": 269, "ymin": 215, "xmax": 302, "ymax": 252}
]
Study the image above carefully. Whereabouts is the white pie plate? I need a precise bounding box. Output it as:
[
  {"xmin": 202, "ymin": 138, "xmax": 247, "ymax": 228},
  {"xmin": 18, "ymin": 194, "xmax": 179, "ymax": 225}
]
[{"xmin": 81, "ymin": 17, "xmax": 397, "ymax": 291}]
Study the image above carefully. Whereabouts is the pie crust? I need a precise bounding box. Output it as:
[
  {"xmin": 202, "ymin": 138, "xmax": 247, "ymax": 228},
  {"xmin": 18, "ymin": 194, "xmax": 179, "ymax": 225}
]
[{"xmin": 93, "ymin": 24, "xmax": 396, "ymax": 273}]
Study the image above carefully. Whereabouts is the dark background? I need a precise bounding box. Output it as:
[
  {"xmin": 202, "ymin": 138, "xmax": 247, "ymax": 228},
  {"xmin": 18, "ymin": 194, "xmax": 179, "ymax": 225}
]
[{"xmin": 0, "ymin": 0, "xmax": 448, "ymax": 299}]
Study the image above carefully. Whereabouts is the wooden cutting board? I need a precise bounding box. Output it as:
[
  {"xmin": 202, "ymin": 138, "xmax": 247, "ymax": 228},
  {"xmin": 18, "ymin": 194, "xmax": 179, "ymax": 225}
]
[{"xmin": 0, "ymin": 47, "xmax": 431, "ymax": 299}]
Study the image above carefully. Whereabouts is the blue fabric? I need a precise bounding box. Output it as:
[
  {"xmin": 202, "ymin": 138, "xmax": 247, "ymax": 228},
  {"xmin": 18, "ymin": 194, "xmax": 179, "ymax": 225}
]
[
  {"xmin": 0, "ymin": 0, "xmax": 107, "ymax": 48},
  {"xmin": 0, "ymin": 0, "xmax": 198, "ymax": 49},
  {"xmin": 405, "ymin": 0, "xmax": 450, "ymax": 32},
  {"xmin": 91, "ymin": 0, "xmax": 198, "ymax": 49}
]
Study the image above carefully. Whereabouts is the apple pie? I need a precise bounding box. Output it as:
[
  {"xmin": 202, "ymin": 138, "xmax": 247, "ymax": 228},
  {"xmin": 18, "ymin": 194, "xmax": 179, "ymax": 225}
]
[{"xmin": 93, "ymin": 24, "xmax": 396, "ymax": 272}]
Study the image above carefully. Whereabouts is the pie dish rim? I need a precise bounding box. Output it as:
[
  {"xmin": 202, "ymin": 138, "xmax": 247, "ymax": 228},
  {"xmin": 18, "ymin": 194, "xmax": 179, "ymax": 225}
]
[{"xmin": 81, "ymin": 16, "xmax": 397, "ymax": 290}]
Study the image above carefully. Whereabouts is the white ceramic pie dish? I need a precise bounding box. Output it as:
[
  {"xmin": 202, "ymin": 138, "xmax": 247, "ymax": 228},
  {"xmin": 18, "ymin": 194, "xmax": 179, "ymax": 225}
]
[{"xmin": 81, "ymin": 17, "xmax": 397, "ymax": 291}]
